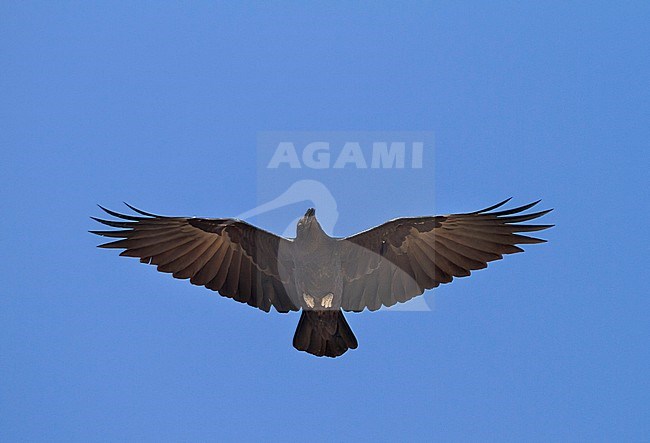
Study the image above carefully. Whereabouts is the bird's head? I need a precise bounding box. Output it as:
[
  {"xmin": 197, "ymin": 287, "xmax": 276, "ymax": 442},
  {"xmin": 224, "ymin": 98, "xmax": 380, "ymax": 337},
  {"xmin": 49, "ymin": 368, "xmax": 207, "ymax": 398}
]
[{"xmin": 296, "ymin": 208, "xmax": 324, "ymax": 240}]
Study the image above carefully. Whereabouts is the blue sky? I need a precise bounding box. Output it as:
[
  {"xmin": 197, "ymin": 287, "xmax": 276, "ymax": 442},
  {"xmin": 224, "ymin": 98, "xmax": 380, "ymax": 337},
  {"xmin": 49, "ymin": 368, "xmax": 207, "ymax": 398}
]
[{"xmin": 2, "ymin": 2, "xmax": 648, "ymax": 441}]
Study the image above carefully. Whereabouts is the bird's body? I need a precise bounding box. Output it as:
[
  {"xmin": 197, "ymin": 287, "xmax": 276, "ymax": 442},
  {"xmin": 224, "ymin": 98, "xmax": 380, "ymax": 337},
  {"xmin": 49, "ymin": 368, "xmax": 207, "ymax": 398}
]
[
  {"xmin": 293, "ymin": 213, "xmax": 343, "ymax": 311},
  {"xmin": 92, "ymin": 199, "xmax": 553, "ymax": 358},
  {"xmin": 290, "ymin": 212, "xmax": 354, "ymax": 356}
]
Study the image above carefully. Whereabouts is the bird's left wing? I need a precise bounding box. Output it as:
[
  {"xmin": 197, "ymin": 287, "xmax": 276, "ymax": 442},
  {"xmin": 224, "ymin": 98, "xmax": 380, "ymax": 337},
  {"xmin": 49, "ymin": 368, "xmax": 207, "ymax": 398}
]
[
  {"xmin": 338, "ymin": 199, "xmax": 553, "ymax": 312},
  {"xmin": 91, "ymin": 205, "xmax": 300, "ymax": 313}
]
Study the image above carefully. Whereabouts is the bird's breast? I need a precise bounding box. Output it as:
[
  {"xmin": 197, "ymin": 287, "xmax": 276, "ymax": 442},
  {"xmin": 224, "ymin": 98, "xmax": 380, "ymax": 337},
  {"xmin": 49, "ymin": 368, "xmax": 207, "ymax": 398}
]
[{"xmin": 293, "ymin": 249, "xmax": 343, "ymax": 309}]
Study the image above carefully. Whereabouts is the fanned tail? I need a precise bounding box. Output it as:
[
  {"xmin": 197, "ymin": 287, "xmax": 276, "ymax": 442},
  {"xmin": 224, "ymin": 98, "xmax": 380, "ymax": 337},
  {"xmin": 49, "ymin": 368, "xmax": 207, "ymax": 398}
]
[{"xmin": 293, "ymin": 310, "xmax": 358, "ymax": 358}]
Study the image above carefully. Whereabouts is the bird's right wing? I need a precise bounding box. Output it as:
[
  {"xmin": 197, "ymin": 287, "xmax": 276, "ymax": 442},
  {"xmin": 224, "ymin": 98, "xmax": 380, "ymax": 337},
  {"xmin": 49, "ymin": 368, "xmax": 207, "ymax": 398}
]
[
  {"xmin": 339, "ymin": 199, "xmax": 553, "ymax": 312},
  {"xmin": 91, "ymin": 205, "xmax": 300, "ymax": 313}
]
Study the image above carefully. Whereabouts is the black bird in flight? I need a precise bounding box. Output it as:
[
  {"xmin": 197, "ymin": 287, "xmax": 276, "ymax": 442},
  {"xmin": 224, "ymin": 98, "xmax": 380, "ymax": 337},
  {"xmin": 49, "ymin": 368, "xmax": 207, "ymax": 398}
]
[{"xmin": 91, "ymin": 199, "xmax": 552, "ymax": 358}]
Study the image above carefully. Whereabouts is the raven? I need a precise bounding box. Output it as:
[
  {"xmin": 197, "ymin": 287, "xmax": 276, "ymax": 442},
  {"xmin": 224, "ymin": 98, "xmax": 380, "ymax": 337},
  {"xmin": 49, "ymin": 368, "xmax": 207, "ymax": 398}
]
[{"xmin": 91, "ymin": 199, "xmax": 552, "ymax": 358}]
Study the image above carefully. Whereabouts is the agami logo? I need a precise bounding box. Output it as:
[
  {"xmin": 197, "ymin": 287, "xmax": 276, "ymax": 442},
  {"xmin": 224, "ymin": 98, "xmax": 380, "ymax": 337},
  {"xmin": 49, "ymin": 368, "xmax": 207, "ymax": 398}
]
[{"xmin": 267, "ymin": 141, "xmax": 424, "ymax": 169}]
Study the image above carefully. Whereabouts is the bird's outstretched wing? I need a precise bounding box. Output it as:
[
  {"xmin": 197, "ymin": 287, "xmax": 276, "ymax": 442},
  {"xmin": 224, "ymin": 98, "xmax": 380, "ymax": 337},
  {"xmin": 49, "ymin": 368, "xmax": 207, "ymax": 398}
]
[
  {"xmin": 339, "ymin": 199, "xmax": 553, "ymax": 312},
  {"xmin": 91, "ymin": 204, "xmax": 299, "ymax": 313}
]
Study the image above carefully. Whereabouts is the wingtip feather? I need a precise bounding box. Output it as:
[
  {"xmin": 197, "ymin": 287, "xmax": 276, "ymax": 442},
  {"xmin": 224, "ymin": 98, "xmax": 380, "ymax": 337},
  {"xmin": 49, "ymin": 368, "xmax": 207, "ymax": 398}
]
[
  {"xmin": 97, "ymin": 205, "xmax": 142, "ymax": 221},
  {"xmin": 122, "ymin": 202, "xmax": 164, "ymax": 218},
  {"xmin": 472, "ymin": 197, "xmax": 513, "ymax": 214},
  {"xmin": 90, "ymin": 216, "xmax": 135, "ymax": 228},
  {"xmin": 490, "ymin": 200, "xmax": 542, "ymax": 216}
]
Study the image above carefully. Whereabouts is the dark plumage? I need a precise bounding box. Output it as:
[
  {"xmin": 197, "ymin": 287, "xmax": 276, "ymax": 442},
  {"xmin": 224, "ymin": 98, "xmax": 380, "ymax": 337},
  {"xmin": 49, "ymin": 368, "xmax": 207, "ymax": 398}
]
[{"xmin": 91, "ymin": 198, "xmax": 553, "ymax": 358}]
